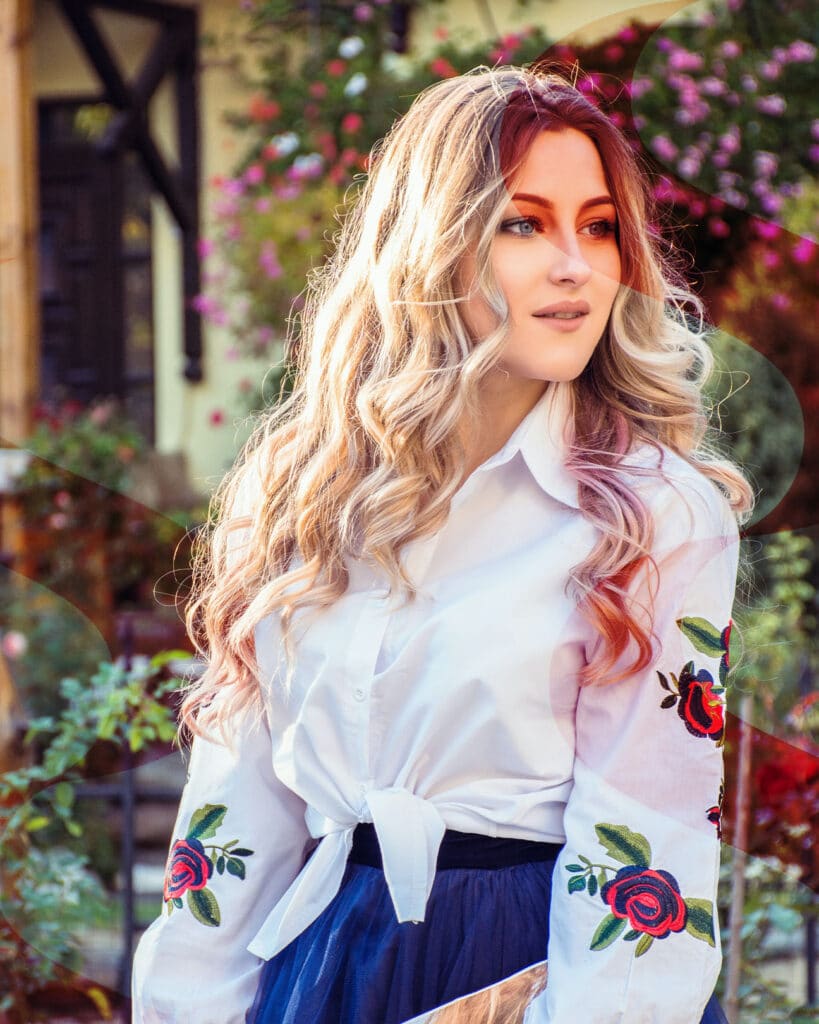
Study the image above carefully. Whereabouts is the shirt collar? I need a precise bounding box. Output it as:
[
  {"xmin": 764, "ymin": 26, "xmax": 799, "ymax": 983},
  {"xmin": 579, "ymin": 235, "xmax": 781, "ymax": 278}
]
[
  {"xmin": 517, "ymin": 382, "xmax": 581, "ymax": 509},
  {"xmin": 465, "ymin": 382, "xmax": 581, "ymax": 510}
]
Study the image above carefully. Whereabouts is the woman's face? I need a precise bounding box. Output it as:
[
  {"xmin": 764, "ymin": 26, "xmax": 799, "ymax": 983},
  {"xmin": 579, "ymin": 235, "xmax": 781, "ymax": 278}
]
[{"xmin": 458, "ymin": 128, "xmax": 622, "ymax": 401}]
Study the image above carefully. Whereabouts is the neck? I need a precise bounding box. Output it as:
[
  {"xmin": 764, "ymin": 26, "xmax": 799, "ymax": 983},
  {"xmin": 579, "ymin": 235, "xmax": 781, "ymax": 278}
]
[{"xmin": 458, "ymin": 377, "xmax": 550, "ymax": 484}]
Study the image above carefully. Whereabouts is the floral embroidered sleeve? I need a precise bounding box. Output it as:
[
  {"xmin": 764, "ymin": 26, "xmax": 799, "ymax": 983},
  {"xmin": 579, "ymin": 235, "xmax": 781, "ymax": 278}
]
[
  {"xmin": 527, "ymin": 470, "xmax": 740, "ymax": 1023},
  {"xmin": 131, "ymin": 697, "xmax": 311, "ymax": 1023},
  {"xmin": 132, "ymin": 466, "xmax": 312, "ymax": 1023}
]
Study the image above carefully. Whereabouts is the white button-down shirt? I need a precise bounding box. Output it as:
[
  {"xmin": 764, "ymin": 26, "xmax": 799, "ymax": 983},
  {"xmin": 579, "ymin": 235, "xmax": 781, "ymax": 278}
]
[{"xmin": 132, "ymin": 382, "xmax": 740, "ymax": 1023}]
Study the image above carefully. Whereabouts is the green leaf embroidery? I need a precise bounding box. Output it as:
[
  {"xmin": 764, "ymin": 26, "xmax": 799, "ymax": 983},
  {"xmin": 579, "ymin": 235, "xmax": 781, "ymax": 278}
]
[
  {"xmin": 677, "ymin": 617, "xmax": 725, "ymax": 658},
  {"xmin": 187, "ymin": 887, "xmax": 221, "ymax": 927},
  {"xmin": 172, "ymin": 897, "xmax": 183, "ymax": 909},
  {"xmin": 587, "ymin": 874, "xmax": 598, "ymax": 897},
  {"xmin": 684, "ymin": 898, "xmax": 716, "ymax": 947},
  {"xmin": 226, "ymin": 857, "xmax": 246, "ymax": 880},
  {"xmin": 623, "ymin": 929, "xmax": 640, "ymax": 941},
  {"xmin": 660, "ymin": 695, "xmax": 677, "ymax": 709},
  {"xmin": 565, "ymin": 863, "xmax": 585, "ymax": 873},
  {"xmin": 187, "ymin": 804, "xmax": 227, "ymax": 841},
  {"xmin": 216, "ymin": 855, "xmax": 225, "ymax": 875},
  {"xmin": 635, "ymin": 934, "xmax": 654, "ymax": 957},
  {"xmin": 231, "ymin": 848, "xmax": 255, "ymax": 857},
  {"xmin": 568, "ymin": 875, "xmax": 587, "ymax": 894},
  {"xmin": 590, "ymin": 914, "xmax": 627, "ymax": 951},
  {"xmin": 594, "ymin": 824, "xmax": 652, "ymax": 868}
]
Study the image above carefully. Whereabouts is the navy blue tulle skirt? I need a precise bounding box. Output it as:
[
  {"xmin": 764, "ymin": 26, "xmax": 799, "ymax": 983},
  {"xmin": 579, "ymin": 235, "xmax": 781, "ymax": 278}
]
[{"xmin": 246, "ymin": 826, "xmax": 728, "ymax": 1024}]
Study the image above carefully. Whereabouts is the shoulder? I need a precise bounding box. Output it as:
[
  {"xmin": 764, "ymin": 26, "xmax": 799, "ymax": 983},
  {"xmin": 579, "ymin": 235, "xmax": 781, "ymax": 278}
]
[{"xmin": 618, "ymin": 442, "xmax": 739, "ymax": 552}]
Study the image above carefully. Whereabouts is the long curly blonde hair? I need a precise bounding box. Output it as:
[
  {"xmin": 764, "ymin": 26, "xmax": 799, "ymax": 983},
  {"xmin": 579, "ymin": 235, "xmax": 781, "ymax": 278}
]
[{"xmin": 181, "ymin": 65, "xmax": 753, "ymax": 744}]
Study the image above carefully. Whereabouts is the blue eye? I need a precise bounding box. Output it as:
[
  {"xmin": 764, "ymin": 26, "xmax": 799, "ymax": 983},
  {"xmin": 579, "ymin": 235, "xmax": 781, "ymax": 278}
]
[{"xmin": 501, "ymin": 217, "xmax": 539, "ymax": 236}]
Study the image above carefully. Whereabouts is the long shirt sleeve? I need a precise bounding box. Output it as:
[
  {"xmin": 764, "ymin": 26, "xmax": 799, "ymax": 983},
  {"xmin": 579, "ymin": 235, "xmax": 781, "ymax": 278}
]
[
  {"xmin": 131, "ymin": 697, "xmax": 312, "ymax": 1023},
  {"xmin": 132, "ymin": 464, "xmax": 312, "ymax": 1023},
  {"xmin": 526, "ymin": 469, "xmax": 740, "ymax": 1023}
]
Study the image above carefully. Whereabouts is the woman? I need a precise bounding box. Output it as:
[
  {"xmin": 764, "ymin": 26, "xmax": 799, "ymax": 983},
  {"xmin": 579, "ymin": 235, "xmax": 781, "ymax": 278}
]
[{"xmin": 132, "ymin": 66, "xmax": 752, "ymax": 1023}]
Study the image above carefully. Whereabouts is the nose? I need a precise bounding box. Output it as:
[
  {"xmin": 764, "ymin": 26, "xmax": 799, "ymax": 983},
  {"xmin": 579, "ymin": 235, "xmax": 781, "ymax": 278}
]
[{"xmin": 544, "ymin": 234, "xmax": 592, "ymax": 288}]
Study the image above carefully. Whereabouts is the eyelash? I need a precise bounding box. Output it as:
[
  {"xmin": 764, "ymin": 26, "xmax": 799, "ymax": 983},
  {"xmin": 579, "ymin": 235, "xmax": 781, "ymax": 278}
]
[{"xmin": 501, "ymin": 216, "xmax": 618, "ymax": 239}]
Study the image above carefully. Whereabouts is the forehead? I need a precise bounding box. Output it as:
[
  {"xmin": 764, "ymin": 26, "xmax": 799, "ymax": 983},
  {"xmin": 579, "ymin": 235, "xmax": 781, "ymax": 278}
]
[{"xmin": 508, "ymin": 128, "xmax": 610, "ymax": 201}]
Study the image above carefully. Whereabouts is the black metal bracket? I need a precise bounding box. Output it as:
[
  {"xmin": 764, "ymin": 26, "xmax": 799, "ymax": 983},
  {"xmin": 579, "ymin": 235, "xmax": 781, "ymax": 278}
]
[{"xmin": 57, "ymin": 0, "xmax": 203, "ymax": 382}]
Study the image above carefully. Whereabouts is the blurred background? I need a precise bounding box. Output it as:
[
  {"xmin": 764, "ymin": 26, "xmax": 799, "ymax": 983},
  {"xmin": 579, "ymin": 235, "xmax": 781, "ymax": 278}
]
[{"xmin": 0, "ymin": 0, "xmax": 816, "ymax": 1020}]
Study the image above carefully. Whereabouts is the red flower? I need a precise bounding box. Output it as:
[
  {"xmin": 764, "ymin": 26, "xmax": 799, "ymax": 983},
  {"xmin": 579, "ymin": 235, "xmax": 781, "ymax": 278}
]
[
  {"xmin": 677, "ymin": 666, "xmax": 724, "ymax": 741},
  {"xmin": 248, "ymin": 95, "xmax": 280, "ymax": 121},
  {"xmin": 430, "ymin": 57, "xmax": 458, "ymax": 79},
  {"xmin": 601, "ymin": 866, "xmax": 687, "ymax": 938},
  {"xmin": 341, "ymin": 112, "xmax": 363, "ymax": 134},
  {"xmin": 309, "ymin": 81, "xmax": 328, "ymax": 99},
  {"xmin": 163, "ymin": 838, "xmax": 212, "ymax": 901},
  {"xmin": 326, "ymin": 59, "xmax": 346, "ymax": 77}
]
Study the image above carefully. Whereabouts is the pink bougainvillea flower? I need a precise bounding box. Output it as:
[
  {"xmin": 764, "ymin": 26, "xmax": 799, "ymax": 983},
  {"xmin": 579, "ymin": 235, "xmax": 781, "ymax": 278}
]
[
  {"xmin": 755, "ymin": 220, "xmax": 781, "ymax": 241},
  {"xmin": 197, "ymin": 237, "xmax": 215, "ymax": 260},
  {"xmin": 718, "ymin": 40, "xmax": 742, "ymax": 59},
  {"xmin": 308, "ymin": 81, "xmax": 328, "ymax": 99},
  {"xmin": 341, "ymin": 112, "xmax": 363, "ymax": 134},
  {"xmin": 209, "ymin": 409, "xmax": 225, "ymax": 427},
  {"xmin": 2, "ymin": 631, "xmax": 28, "ymax": 660},
  {"xmin": 762, "ymin": 250, "xmax": 781, "ymax": 270},
  {"xmin": 650, "ymin": 135, "xmax": 678, "ymax": 161},
  {"xmin": 707, "ymin": 217, "xmax": 730, "ymax": 238},
  {"xmin": 668, "ymin": 50, "xmax": 703, "ymax": 72},
  {"xmin": 770, "ymin": 292, "xmax": 791, "ymax": 311},
  {"xmin": 756, "ymin": 94, "xmax": 786, "ymax": 116},
  {"xmin": 793, "ymin": 238, "xmax": 816, "ymax": 264},
  {"xmin": 788, "ymin": 40, "xmax": 816, "ymax": 62},
  {"xmin": 259, "ymin": 240, "xmax": 283, "ymax": 280},
  {"xmin": 353, "ymin": 2, "xmax": 373, "ymax": 21},
  {"xmin": 617, "ymin": 25, "xmax": 638, "ymax": 43},
  {"xmin": 326, "ymin": 58, "xmax": 346, "ymax": 77},
  {"xmin": 244, "ymin": 163, "xmax": 264, "ymax": 186}
]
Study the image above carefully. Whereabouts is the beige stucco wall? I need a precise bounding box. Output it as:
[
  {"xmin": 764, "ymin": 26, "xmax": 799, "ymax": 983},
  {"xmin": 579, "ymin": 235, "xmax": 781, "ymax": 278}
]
[{"xmin": 32, "ymin": 0, "xmax": 689, "ymax": 496}]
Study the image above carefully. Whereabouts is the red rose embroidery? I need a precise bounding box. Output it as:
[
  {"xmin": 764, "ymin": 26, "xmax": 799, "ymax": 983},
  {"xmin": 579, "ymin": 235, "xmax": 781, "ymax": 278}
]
[
  {"xmin": 164, "ymin": 837, "xmax": 213, "ymax": 901},
  {"xmin": 677, "ymin": 666, "xmax": 724, "ymax": 741},
  {"xmin": 601, "ymin": 866, "xmax": 688, "ymax": 938},
  {"xmin": 720, "ymin": 621, "xmax": 732, "ymax": 672}
]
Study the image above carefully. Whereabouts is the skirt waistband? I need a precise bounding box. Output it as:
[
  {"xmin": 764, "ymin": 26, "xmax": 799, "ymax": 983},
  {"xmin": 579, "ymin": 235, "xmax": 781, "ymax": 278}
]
[{"xmin": 350, "ymin": 822, "xmax": 564, "ymax": 871}]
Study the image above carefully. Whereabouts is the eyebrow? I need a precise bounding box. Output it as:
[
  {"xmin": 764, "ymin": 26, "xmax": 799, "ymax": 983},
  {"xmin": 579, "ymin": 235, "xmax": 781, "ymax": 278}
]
[{"xmin": 511, "ymin": 192, "xmax": 616, "ymax": 212}]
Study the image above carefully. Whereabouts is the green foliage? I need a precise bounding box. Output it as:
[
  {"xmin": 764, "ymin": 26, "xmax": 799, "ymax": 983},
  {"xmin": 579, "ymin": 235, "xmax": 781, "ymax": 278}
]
[
  {"xmin": 0, "ymin": 653, "xmax": 181, "ymax": 1020},
  {"xmin": 715, "ymin": 851, "xmax": 817, "ymax": 1023},
  {"xmin": 0, "ymin": 570, "xmax": 109, "ymax": 719}
]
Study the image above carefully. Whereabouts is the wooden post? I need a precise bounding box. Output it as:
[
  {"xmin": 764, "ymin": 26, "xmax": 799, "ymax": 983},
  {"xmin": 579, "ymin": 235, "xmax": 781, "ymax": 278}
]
[
  {"xmin": 0, "ymin": 0, "xmax": 39, "ymax": 567},
  {"xmin": 0, "ymin": 0, "xmax": 40, "ymax": 445}
]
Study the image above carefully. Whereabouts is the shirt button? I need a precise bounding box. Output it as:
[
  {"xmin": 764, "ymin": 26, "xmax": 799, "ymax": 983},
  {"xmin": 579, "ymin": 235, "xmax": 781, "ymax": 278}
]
[{"xmin": 354, "ymin": 687, "xmax": 365, "ymax": 701}]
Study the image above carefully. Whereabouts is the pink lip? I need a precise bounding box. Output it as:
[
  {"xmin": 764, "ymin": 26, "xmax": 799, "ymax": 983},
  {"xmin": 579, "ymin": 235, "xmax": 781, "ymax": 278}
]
[{"xmin": 532, "ymin": 301, "xmax": 590, "ymax": 316}]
